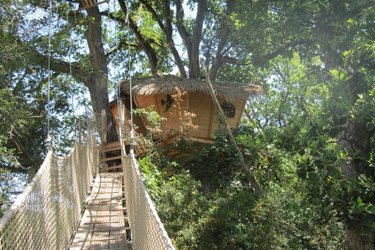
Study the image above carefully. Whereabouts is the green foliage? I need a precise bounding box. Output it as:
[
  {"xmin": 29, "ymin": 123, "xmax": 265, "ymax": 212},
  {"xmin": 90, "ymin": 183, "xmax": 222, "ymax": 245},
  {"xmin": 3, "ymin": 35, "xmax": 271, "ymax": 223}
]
[
  {"xmin": 250, "ymin": 182, "xmax": 346, "ymax": 249},
  {"xmin": 0, "ymin": 86, "xmax": 45, "ymax": 170},
  {"xmin": 133, "ymin": 107, "xmax": 166, "ymax": 134},
  {"xmin": 136, "ymin": 111, "xmax": 347, "ymax": 248},
  {"xmin": 0, "ymin": 170, "xmax": 28, "ymax": 217},
  {"xmin": 138, "ymin": 155, "xmax": 208, "ymax": 249},
  {"xmin": 1, "ymin": 0, "xmax": 374, "ymax": 247},
  {"xmin": 192, "ymin": 184, "xmax": 257, "ymax": 249},
  {"xmin": 183, "ymin": 130, "xmax": 242, "ymax": 191}
]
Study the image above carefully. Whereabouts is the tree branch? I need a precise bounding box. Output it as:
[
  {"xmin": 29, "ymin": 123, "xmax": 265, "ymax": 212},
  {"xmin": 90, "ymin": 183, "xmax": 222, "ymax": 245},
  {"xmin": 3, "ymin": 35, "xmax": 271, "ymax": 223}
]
[
  {"xmin": 64, "ymin": 0, "xmax": 81, "ymax": 3},
  {"xmin": 29, "ymin": 46, "xmax": 90, "ymax": 83},
  {"xmin": 139, "ymin": 0, "xmax": 187, "ymax": 77},
  {"xmin": 100, "ymin": 10, "xmax": 126, "ymax": 24},
  {"xmin": 138, "ymin": 0, "xmax": 166, "ymax": 32},
  {"xmin": 189, "ymin": 0, "xmax": 207, "ymax": 78},
  {"xmin": 83, "ymin": 4, "xmax": 109, "ymax": 88},
  {"xmin": 222, "ymin": 56, "xmax": 249, "ymax": 65},
  {"xmin": 106, "ymin": 40, "xmax": 142, "ymax": 58},
  {"xmin": 175, "ymin": 0, "xmax": 192, "ymax": 56},
  {"xmin": 118, "ymin": 0, "xmax": 159, "ymax": 75},
  {"xmin": 162, "ymin": 0, "xmax": 186, "ymax": 77},
  {"xmin": 209, "ymin": 0, "xmax": 234, "ymax": 80}
]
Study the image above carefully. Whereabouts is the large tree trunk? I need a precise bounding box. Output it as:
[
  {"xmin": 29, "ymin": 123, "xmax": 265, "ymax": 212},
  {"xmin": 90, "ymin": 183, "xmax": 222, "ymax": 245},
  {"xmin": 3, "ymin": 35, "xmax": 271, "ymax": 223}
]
[
  {"xmin": 86, "ymin": 75, "xmax": 118, "ymax": 143},
  {"xmin": 340, "ymin": 125, "xmax": 375, "ymax": 249},
  {"xmin": 86, "ymin": 6, "xmax": 118, "ymax": 142},
  {"xmin": 336, "ymin": 77, "xmax": 375, "ymax": 249},
  {"xmin": 316, "ymin": 0, "xmax": 375, "ymax": 244},
  {"xmin": 189, "ymin": 0, "xmax": 207, "ymax": 78}
]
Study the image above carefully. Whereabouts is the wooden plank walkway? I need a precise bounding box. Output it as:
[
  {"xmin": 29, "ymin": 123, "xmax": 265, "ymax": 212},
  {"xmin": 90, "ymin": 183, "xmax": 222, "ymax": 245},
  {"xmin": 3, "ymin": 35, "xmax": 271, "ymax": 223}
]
[{"xmin": 69, "ymin": 173, "xmax": 127, "ymax": 250}]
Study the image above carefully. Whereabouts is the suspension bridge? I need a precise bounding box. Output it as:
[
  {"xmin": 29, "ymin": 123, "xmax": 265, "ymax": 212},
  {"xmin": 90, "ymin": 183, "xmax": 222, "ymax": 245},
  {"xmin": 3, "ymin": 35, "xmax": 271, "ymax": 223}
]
[
  {"xmin": 0, "ymin": 0, "xmax": 263, "ymax": 248},
  {"xmin": 0, "ymin": 119, "xmax": 175, "ymax": 249}
]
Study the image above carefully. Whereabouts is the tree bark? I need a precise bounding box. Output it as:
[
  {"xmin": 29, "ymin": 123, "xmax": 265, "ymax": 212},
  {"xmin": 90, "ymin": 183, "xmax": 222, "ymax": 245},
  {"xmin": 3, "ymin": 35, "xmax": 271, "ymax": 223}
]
[
  {"xmin": 175, "ymin": 0, "xmax": 207, "ymax": 79},
  {"xmin": 162, "ymin": 0, "xmax": 187, "ymax": 77},
  {"xmin": 86, "ymin": 74, "xmax": 117, "ymax": 143},
  {"xmin": 29, "ymin": 44, "xmax": 117, "ymax": 143},
  {"xmin": 139, "ymin": 0, "xmax": 187, "ymax": 77},
  {"xmin": 27, "ymin": 4, "xmax": 117, "ymax": 143},
  {"xmin": 327, "ymin": 55, "xmax": 374, "ymax": 250},
  {"xmin": 85, "ymin": 6, "xmax": 117, "ymax": 142},
  {"xmin": 209, "ymin": 0, "xmax": 233, "ymax": 80},
  {"xmin": 317, "ymin": 1, "xmax": 375, "ymax": 244},
  {"xmin": 175, "ymin": 0, "xmax": 192, "ymax": 62},
  {"xmin": 189, "ymin": 0, "xmax": 207, "ymax": 78},
  {"xmin": 338, "ymin": 113, "xmax": 375, "ymax": 250},
  {"xmin": 118, "ymin": 0, "xmax": 159, "ymax": 75},
  {"xmin": 346, "ymin": 225, "xmax": 375, "ymax": 249}
]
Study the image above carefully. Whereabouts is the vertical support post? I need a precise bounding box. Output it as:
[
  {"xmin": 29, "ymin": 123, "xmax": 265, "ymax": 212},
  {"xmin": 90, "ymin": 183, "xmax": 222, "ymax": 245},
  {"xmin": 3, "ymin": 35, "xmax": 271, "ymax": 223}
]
[
  {"xmin": 79, "ymin": 119, "xmax": 82, "ymax": 144},
  {"xmin": 101, "ymin": 110, "xmax": 107, "ymax": 144}
]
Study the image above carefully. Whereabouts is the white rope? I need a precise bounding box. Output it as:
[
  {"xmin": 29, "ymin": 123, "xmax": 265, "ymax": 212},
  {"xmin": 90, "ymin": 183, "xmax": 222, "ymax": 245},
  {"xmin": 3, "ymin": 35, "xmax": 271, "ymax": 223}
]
[
  {"xmin": 46, "ymin": 0, "xmax": 53, "ymax": 148},
  {"xmin": 0, "ymin": 120, "xmax": 99, "ymax": 249},
  {"xmin": 112, "ymin": 0, "xmax": 126, "ymax": 144},
  {"xmin": 124, "ymin": 0, "xmax": 135, "ymax": 152},
  {"xmin": 203, "ymin": 67, "xmax": 262, "ymax": 196},
  {"xmin": 113, "ymin": 0, "xmax": 120, "ymax": 101},
  {"xmin": 66, "ymin": 5, "xmax": 77, "ymax": 138},
  {"xmin": 124, "ymin": 152, "xmax": 175, "ymax": 250}
]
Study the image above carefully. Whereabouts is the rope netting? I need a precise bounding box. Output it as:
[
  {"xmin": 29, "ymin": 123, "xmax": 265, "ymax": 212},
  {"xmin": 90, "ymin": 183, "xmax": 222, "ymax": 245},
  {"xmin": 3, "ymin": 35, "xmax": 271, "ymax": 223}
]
[
  {"xmin": 116, "ymin": 101, "xmax": 174, "ymax": 249},
  {"xmin": 122, "ymin": 152, "xmax": 175, "ymax": 250},
  {"xmin": 0, "ymin": 110, "xmax": 175, "ymax": 250},
  {"xmin": 0, "ymin": 123, "xmax": 99, "ymax": 250}
]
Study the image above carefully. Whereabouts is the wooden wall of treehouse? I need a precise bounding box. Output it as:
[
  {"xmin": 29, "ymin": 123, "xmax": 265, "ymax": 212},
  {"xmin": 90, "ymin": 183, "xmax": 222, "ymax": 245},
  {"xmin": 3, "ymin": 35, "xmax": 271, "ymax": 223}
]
[{"xmin": 110, "ymin": 91, "xmax": 246, "ymax": 143}]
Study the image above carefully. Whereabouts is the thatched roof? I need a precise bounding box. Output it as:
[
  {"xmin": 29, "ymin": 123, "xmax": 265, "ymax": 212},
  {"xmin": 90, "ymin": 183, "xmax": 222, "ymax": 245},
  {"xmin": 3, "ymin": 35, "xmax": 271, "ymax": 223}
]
[{"xmin": 120, "ymin": 75, "xmax": 263, "ymax": 101}]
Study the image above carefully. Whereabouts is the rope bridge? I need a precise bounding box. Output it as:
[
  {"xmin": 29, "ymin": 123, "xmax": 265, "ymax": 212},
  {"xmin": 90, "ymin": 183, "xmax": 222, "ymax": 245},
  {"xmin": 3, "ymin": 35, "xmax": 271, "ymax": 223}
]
[{"xmin": 0, "ymin": 121, "xmax": 174, "ymax": 250}]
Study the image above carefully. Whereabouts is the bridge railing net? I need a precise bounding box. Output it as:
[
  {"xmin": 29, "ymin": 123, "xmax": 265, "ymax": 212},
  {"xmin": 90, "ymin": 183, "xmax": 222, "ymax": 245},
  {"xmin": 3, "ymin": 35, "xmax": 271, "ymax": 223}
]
[
  {"xmin": 0, "ymin": 132, "xmax": 99, "ymax": 250},
  {"xmin": 122, "ymin": 148, "xmax": 175, "ymax": 250}
]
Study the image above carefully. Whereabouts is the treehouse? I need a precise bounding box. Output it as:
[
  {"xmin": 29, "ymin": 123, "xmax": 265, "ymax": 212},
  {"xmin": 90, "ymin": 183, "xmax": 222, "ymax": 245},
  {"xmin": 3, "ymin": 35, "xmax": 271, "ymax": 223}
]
[{"xmin": 111, "ymin": 75, "xmax": 262, "ymax": 145}]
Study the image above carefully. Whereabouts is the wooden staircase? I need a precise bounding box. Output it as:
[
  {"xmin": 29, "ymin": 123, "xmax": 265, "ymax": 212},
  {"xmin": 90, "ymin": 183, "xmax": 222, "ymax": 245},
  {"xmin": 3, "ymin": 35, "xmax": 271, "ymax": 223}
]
[{"xmin": 100, "ymin": 141, "xmax": 122, "ymax": 173}]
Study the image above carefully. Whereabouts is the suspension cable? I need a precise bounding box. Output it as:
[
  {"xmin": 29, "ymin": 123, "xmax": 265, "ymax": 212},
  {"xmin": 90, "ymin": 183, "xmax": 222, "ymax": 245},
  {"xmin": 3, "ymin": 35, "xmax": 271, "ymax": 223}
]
[
  {"xmin": 125, "ymin": 0, "xmax": 135, "ymax": 153},
  {"xmin": 203, "ymin": 67, "xmax": 262, "ymax": 196},
  {"xmin": 46, "ymin": 0, "xmax": 53, "ymax": 149},
  {"xmin": 65, "ymin": 4, "xmax": 77, "ymax": 138},
  {"xmin": 113, "ymin": 0, "xmax": 120, "ymax": 101},
  {"xmin": 113, "ymin": 0, "xmax": 125, "ymax": 145}
]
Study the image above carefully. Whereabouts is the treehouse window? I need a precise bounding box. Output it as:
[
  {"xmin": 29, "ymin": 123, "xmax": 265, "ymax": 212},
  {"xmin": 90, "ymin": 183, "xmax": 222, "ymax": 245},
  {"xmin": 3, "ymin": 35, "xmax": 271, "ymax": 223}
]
[
  {"xmin": 161, "ymin": 94, "xmax": 174, "ymax": 112},
  {"xmin": 221, "ymin": 101, "xmax": 235, "ymax": 118}
]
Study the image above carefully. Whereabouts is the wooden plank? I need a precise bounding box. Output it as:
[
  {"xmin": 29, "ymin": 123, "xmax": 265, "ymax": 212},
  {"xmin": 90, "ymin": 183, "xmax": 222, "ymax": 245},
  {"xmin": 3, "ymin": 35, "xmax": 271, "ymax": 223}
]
[
  {"xmin": 102, "ymin": 141, "xmax": 121, "ymax": 150},
  {"xmin": 100, "ymin": 146, "xmax": 121, "ymax": 153},
  {"xmin": 68, "ymin": 173, "xmax": 127, "ymax": 250},
  {"xmin": 102, "ymin": 165, "xmax": 123, "ymax": 172},
  {"xmin": 101, "ymin": 155, "xmax": 122, "ymax": 161}
]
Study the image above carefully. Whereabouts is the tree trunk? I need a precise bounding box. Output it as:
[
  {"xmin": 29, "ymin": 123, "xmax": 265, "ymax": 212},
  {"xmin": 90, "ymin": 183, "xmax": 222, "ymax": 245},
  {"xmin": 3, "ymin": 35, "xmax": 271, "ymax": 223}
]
[
  {"xmin": 336, "ymin": 78, "xmax": 374, "ymax": 249},
  {"xmin": 209, "ymin": 0, "xmax": 234, "ymax": 80},
  {"xmin": 85, "ymin": 6, "xmax": 118, "ymax": 142},
  {"xmin": 175, "ymin": 0, "xmax": 207, "ymax": 79},
  {"xmin": 189, "ymin": 0, "xmax": 207, "ymax": 78},
  {"xmin": 346, "ymin": 227, "xmax": 375, "ymax": 250},
  {"xmin": 86, "ymin": 75, "xmax": 118, "ymax": 143}
]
